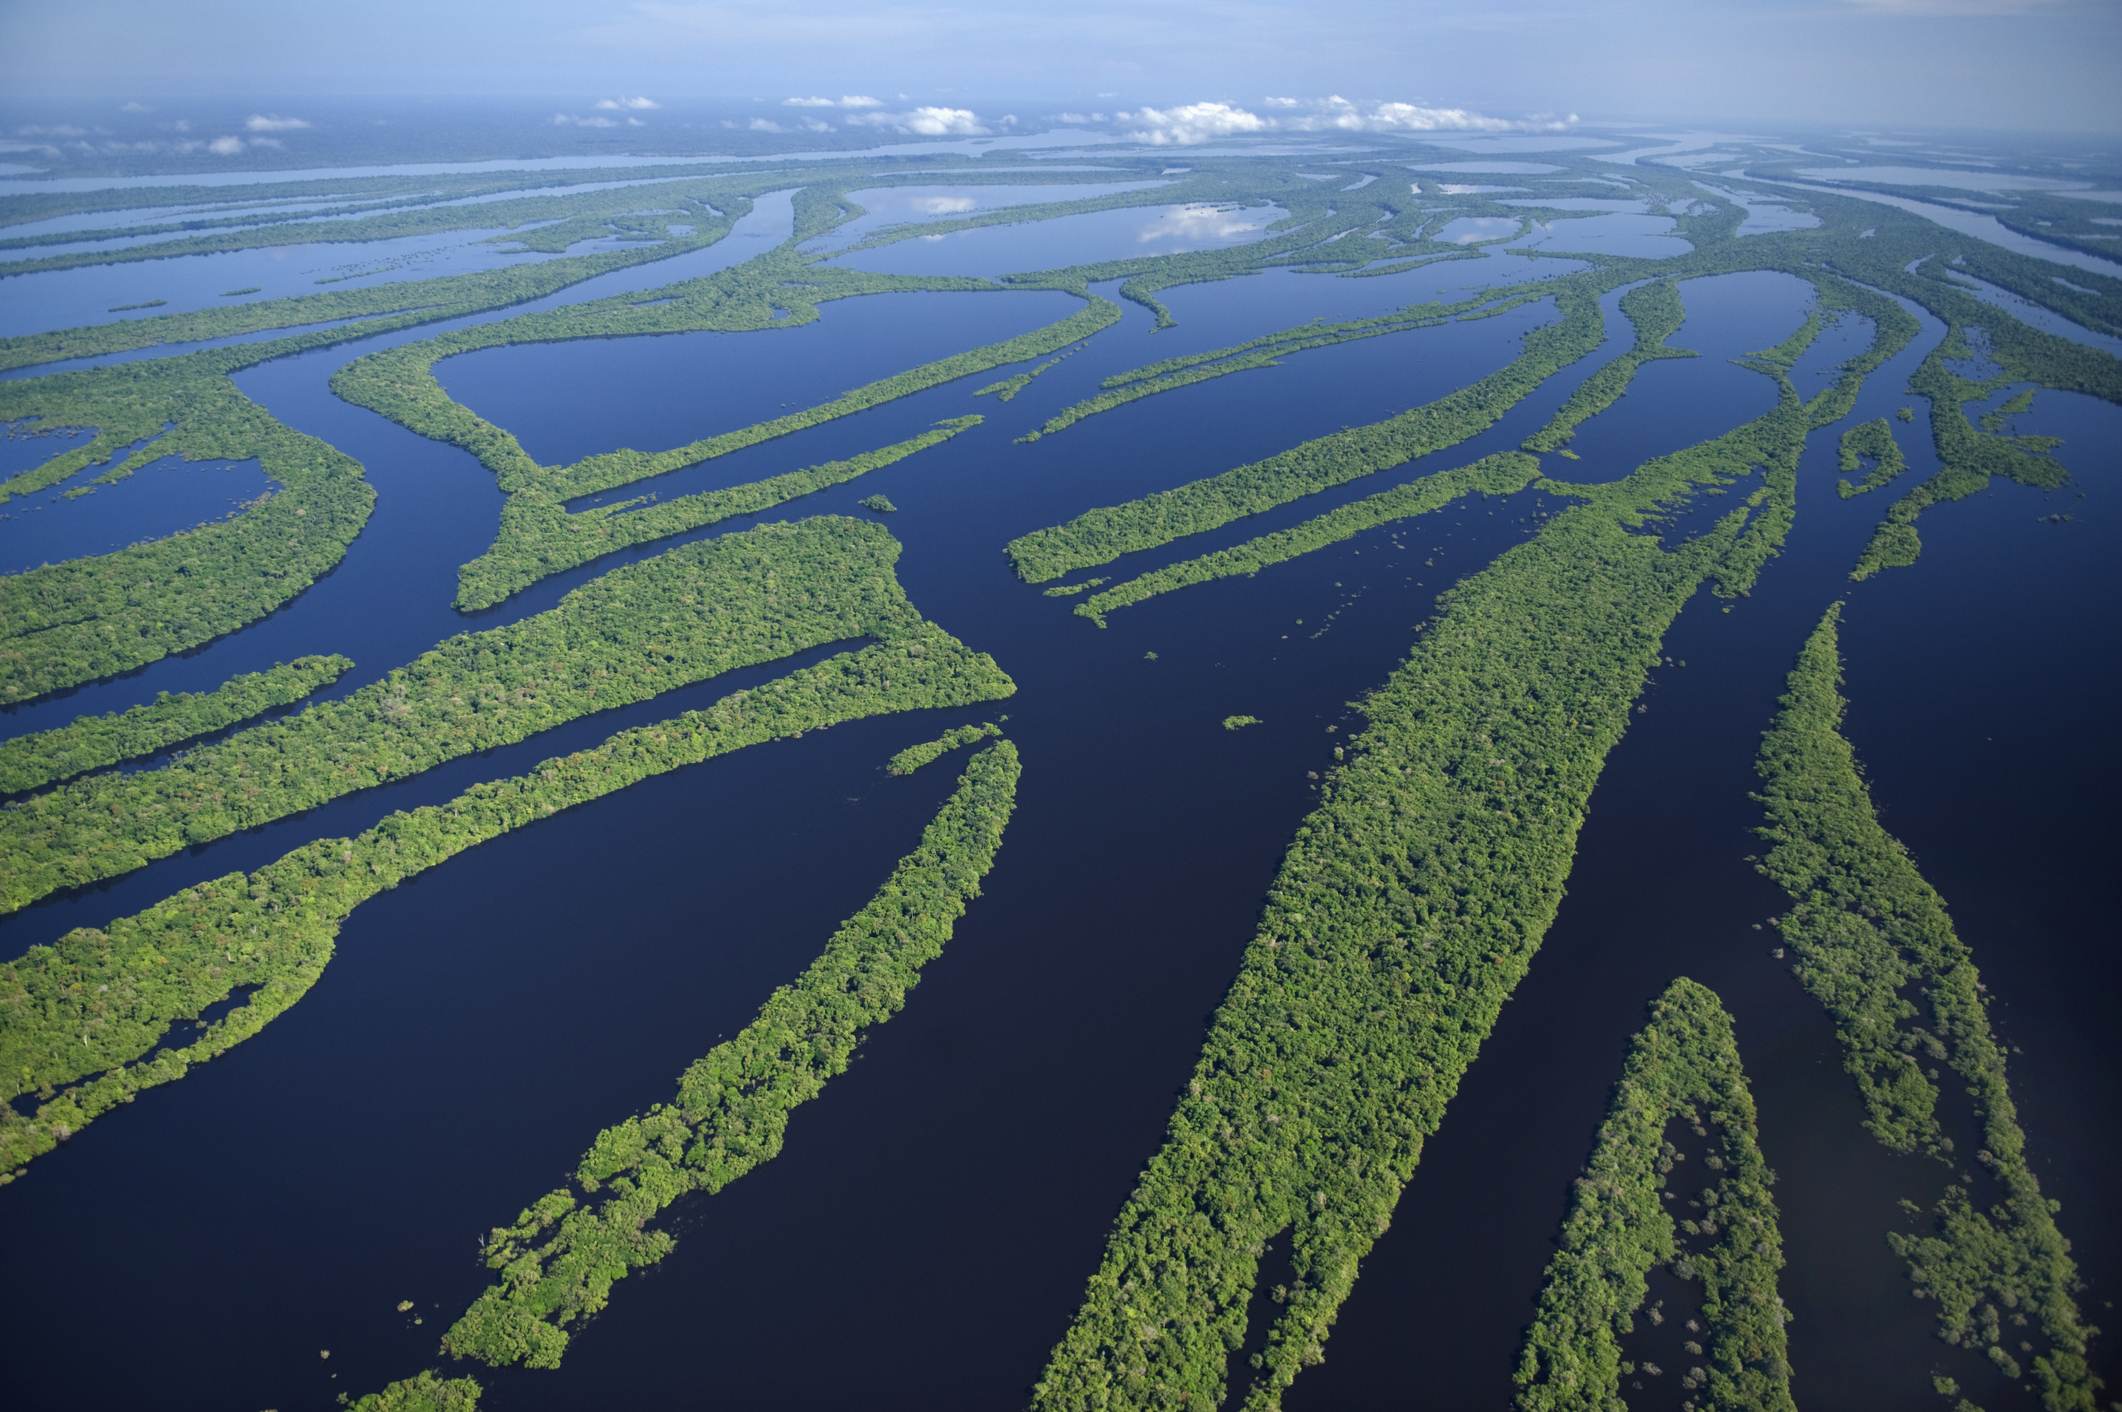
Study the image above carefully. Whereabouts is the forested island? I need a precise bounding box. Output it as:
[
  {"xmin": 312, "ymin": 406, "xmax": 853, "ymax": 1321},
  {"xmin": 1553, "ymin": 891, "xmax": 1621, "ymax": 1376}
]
[{"xmin": 0, "ymin": 90, "xmax": 2114, "ymax": 1412}]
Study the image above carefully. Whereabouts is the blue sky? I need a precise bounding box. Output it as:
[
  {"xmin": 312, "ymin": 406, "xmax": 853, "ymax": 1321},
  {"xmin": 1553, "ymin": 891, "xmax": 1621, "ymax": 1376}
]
[{"xmin": 4, "ymin": 0, "xmax": 2118, "ymax": 134}]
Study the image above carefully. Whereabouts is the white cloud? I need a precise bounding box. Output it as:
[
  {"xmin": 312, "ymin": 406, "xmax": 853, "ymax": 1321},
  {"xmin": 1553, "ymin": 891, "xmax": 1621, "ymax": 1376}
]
[
  {"xmin": 1104, "ymin": 96, "xmax": 1578, "ymax": 145},
  {"xmin": 847, "ymin": 105, "xmax": 989, "ymax": 136},
  {"xmin": 784, "ymin": 94, "xmax": 884, "ymax": 109},
  {"xmin": 800, "ymin": 118, "xmax": 833, "ymax": 133},
  {"xmin": 594, "ymin": 95, "xmax": 660, "ymax": 110},
  {"xmin": 749, "ymin": 117, "xmax": 786, "ymax": 132},
  {"xmin": 552, "ymin": 113, "xmax": 621, "ymax": 128},
  {"xmin": 1281, "ymin": 95, "xmax": 1578, "ymax": 135},
  {"xmin": 244, "ymin": 113, "xmax": 311, "ymax": 132},
  {"xmin": 1137, "ymin": 203, "xmax": 1266, "ymax": 243},
  {"xmin": 1125, "ymin": 101, "xmax": 1269, "ymax": 146},
  {"xmin": 118, "ymin": 101, "xmax": 151, "ymax": 114},
  {"xmin": 1, "ymin": 129, "xmax": 304, "ymax": 160},
  {"xmin": 902, "ymin": 105, "xmax": 988, "ymax": 136},
  {"xmin": 912, "ymin": 194, "xmax": 978, "ymax": 214},
  {"xmin": 17, "ymin": 124, "xmax": 91, "ymax": 139}
]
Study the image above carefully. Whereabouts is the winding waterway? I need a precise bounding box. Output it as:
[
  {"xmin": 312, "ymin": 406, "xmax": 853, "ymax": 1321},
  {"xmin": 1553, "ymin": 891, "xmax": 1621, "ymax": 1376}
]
[{"xmin": 0, "ymin": 169, "xmax": 2116, "ymax": 1412}]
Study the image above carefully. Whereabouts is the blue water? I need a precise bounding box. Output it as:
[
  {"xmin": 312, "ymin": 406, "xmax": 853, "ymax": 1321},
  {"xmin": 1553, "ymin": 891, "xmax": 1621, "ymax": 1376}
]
[
  {"xmin": 1764, "ymin": 176, "xmax": 2122, "ymax": 278},
  {"xmin": 1293, "ymin": 278, "xmax": 2122, "ymax": 1412},
  {"xmin": 1411, "ymin": 160, "xmax": 1565, "ymax": 175},
  {"xmin": 1508, "ymin": 210, "xmax": 1692, "ymax": 259},
  {"xmin": 0, "ymin": 157, "xmax": 2116, "ymax": 1412},
  {"xmin": 438, "ymin": 287, "xmax": 1083, "ymax": 468},
  {"xmin": 1546, "ymin": 270, "xmax": 1810, "ymax": 480},
  {"xmin": 803, "ymin": 180, "xmax": 1170, "ymax": 251},
  {"xmin": 0, "ymin": 128, "xmax": 1130, "ymax": 194},
  {"xmin": 830, "ymin": 201, "xmax": 1290, "ymax": 278},
  {"xmin": 0, "ymin": 177, "xmax": 724, "ymax": 260},
  {"xmin": 1434, "ymin": 215, "xmax": 1519, "ymax": 244},
  {"xmin": 0, "ymin": 454, "xmax": 273, "ymax": 572},
  {"xmin": 0, "ymin": 420, "xmax": 95, "ymax": 478},
  {"xmin": 0, "ymin": 226, "xmax": 575, "ymax": 336},
  {"xmin": 1502, "ymin": 196, "xmax": 1650, "ymax": 213},
  {"xmin": 1693, "ymin": 181, "xmax": 1822, "ymax": 237},
  {"xmin": 1942, "ymin": 268, "xmax": 2122, "ymax": 355}
]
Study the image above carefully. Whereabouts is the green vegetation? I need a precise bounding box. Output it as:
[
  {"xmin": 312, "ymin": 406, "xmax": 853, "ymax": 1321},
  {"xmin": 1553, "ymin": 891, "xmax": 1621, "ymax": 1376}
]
[
  {"xmin": 858, "ymin": 492, "xmax": 899, "ymax": 513},
  {"xmin": 1006, "ymin": 283, "xmax": 1603, "ymax": 584},
  {"xmin": 0, "ymin": 193, "xmax": 785, "ymax": 698},
  {"xmin": 0, "ymin": 654, "xmax": 350, "ymax": 795},
  {"xmin": 336, "ymin": 291, "xmax": 1115, "ymax": 504},
  {"xmin": 1979, "ymin": 388, "xmax": 2037, "ymax": 434},
  {"xmin": 220, "ymin": 287, "xmax": 263, "ymax": 297},
  {"xmin": 5, "ymin": 129, "xmax": 2122, "ymax": 1410},
  {"xmin": 1836, "ymin": 418, "xmax": 1909, "ymax": 498},
  {"xmin": 975, "ymin": 353, "xmax": 1064, "ymax": 402},
  {"xmin": 0, "ymin": 518, "xmax": 925, "ymax": 914},
  {"xmin": 0, "ymin": 172, "xmax": 737, "ymax": 279},
  {"xmin": 452, "ymin": 417, "xmax": 978, "ymax": 610},
  {"xmin": 1073, "ymin": 452, "xmax": 1540, "ymax": 625},
  {"xmin": 1753, "ymin": 605, "xmax": 2099, "ymax": 1409},
  {"xmin": 0, "ymin": 178, "xmax": 850, "ymax": 704},
  {"xmin": 0, "ymin": 364, "xmax": 372, "ymax": 705},
  {"xmin": 0, "ymin": 207, "xmax": 727, "ymax": 375},
  {"xmin": 1020, "ymin": 289, "xmax": 1543, "ymax": 442},
  {"xmin": 346, "ymin": 1371, "xmax": 483, "ymax": 1412},
  {"xmin": 0, "ymin": 614, "xmax": 1015, "ymax": 1178},
  {"xmin": 1032, "ymin": 381, "xmax": 1805, "ymax": 1408},
  {"xmin": 1514, "ymin": 979, "xmax": 1794, "ymax": 1412},
  {"xmin": 1851, "ymin": 344, "xmax": 2066, "ymax": 581},
  {"xmin": 105, "ymin": 299, "xmax": 167, "ymax": 313},
  {"xmin": 333, "ymin": 284, "xmax": 1118, "ymax": 606},
  {"xmin": 432, "ymin": 740, "xmax": 1018, "ymax": 1371},
  {"xmin": 1524, "ymin": 279, "xmax": 1693, "ymax": 453},
  {"xmin": 885, "ymin": 721, "xmax": 1000, "ymax": 776},
  {"xmin": 1797, "ymin": 278, "xmax": 1923, "ymax": 430}
]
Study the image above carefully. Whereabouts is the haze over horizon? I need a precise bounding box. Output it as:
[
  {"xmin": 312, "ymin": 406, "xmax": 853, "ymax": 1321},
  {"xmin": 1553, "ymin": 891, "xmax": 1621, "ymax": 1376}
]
[{"xmin": 3, "ymin": 0, "xmax": 2120, "ymax": 136}]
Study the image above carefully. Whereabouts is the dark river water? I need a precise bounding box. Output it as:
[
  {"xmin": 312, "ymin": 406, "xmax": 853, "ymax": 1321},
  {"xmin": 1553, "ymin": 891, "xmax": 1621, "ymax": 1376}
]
[{"xmin": 0, "ymin": 194, "xmax": 2116, "ymax": 1412}]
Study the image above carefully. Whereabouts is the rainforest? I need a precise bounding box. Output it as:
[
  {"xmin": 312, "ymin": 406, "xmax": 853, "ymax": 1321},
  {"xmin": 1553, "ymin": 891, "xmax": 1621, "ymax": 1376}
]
[{"xmin": 0, "ymin": 49, "xmax": 2117, "ymax": 1412}]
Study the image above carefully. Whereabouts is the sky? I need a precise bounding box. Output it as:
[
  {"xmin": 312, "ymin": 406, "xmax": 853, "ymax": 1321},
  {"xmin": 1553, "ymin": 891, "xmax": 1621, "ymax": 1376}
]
[{"xmin": 3, "ymin": 0, "xmax": 2119, "ymax": 135}]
